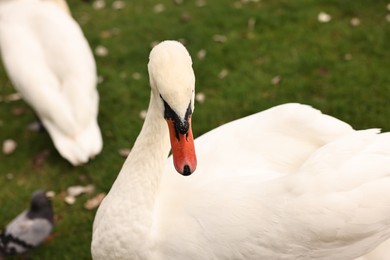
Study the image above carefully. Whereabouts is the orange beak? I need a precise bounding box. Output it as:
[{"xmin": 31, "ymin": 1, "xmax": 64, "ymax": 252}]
[{"xmin": 166, "ymin": 117, "xmax": 197, "ymax": 176}]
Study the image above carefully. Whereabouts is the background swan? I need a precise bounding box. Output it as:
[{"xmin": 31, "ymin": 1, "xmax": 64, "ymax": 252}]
[
  {"xmin": 0, "ymin": 0, "xmax": 102, "ymax": 165},
  {"xmin": 92, "ymin": 40, "xmax": 390, "ymax": 259}
]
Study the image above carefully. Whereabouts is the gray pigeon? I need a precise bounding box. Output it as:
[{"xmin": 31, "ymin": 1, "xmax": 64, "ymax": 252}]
[{"xmin": 0, "ymin": 190, "xmax": 54, "ymax": 256}]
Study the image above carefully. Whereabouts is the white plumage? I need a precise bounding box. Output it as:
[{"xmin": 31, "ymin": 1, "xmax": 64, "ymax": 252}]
[
  {"xmin": 0, "ymin": 0, "xmax": 102, "ymax": 165},
  {"xmin": 91, "ymin": 40, "xmax": 390, "ymax": 259}
]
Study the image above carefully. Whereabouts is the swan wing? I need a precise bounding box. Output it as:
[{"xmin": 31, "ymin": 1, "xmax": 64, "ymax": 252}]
[
  {"xmin": 153, "ymin": 103, "xmax": 358, "ymax": 259},
  {"xmin": 278, "ymin": 130, "xmax": 390, "ymax": 259}
]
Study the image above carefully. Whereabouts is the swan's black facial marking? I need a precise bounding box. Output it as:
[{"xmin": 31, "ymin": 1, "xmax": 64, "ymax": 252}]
[{"xmin": 161, "ymin": 95, "xmax": 192, "ymax": 141}]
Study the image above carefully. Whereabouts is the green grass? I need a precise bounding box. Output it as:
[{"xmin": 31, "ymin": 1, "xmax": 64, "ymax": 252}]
[{"xmin": 0, "ymin": 0, "xmax": 389, "ymax": 258}]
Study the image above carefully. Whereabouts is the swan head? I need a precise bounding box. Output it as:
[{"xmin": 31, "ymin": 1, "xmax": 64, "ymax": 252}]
[{"xmin": 148, "ymin": 40, "xmax": 197, "ymax": 176}]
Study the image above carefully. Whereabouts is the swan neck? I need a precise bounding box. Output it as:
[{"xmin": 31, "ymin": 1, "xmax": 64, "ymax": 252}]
[
  {"xmin": 92, "ymin": 91, "xmax": 170, "ymax": 258},
  {"xmin": 119, "ymin": 91, "xmax": 170, "ymax": 198}
]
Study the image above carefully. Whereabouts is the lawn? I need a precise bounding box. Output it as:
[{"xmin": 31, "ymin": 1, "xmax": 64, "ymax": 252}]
[{"xmin": 0, "ymin": 0, "xmax": 389, "ymax": 259}]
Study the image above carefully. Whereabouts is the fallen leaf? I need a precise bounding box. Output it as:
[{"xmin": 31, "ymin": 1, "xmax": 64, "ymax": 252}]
[
  {"xmin": 92, "ymin": 0, "xmax": 105, "ymax": 10},
  {"xmin": 0, "ymin": 93, "xmax": 22, "ymax": 102},
  {"xmin": 11, "ymin": 107, "xmax": 27, "ymax": 116},
  {"xmin": 95, "ymin": 45, "xmax": 108, "ymax": 57},
  {"xmin": 118, "ymin": 148, "xmax": 131, "ymax": 157},
  {"xmin": 197, "ymin": 49, "xmax": 206, "ymax": 60},
  {"xmin": 64, "ymin": 196, "xmax": 76, "ymax": 205},
  {"xmin": 213, "ymin": 34, "xmax": 227, "ymax": 43},
  {"xmin": 218, "ymin": 69, "xmax": 229, "ymax": 79},
  {"xmin": 84, "ymin": 193, "xmax": 106, "ymax": 210},
  {"xmin": 97, "ymin": 75, "xmax": 104, "ymax": 84},
  {"xmin": 132, "ymin": 72, "xmax": 141, "ymax": 80},
  {"xmin": 344, "ymin": 53, "xmax": 352, "ymax": 61},
  {"xmin": 46, "ymin": 191, "xmax": 56, "ymax": 198},
  {"xmin": 67, "ymin": 185, "xmax": 95, "ymax": 197},
  {"xmin": 3, "ymin": 139, "xmax": 17, "ymax": 155},
  {"xmin": 195, "ymin": 0, "xmax": 206, "ymax": 7},
  {"xmin": 32, "ymin": 149, "xmax": 50, "ymax": 169},
  {"xmin": 248, "ymin": 18, "xmax": 256, "ymax": 31},
  {"xmin": 350, "ymin": 17, "xmax": 361, "ymax": 26},
  {"xmin": 180, "ymin": 12, "xmax": 191, "ymax": 22},
  {"xmin": 318, "ymin": 12, "xmax": 331, "ymax": 23},
  {"xmin": 139, "ymin": 110, "xmax": 147, "ymax": 119},
  {"xmin": 195, "ymin": 92, "xmax": 206, "ymax": 104},
  {"xmin": 271, "ymin": 76, "xmax": 282, "ymax": 85},
  {"xmin": 27, "ymin": 121, "xmax": 42, "ymax": 132},
  {"xmin": 112, "ymin": 0, "xmax": 125, "ymax": 9},
  {"xmin": 153, "ymin": 3, "xmax": 165, "ymax": 13},
  {"xmin": 100, "ymin": 30, "xmax": 112, "ymax": 39}
]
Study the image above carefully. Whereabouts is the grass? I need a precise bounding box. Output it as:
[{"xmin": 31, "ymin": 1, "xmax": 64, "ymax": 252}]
[{"xmin": 0, "ymin": 0, "xmax": 389, "ymax": 258}]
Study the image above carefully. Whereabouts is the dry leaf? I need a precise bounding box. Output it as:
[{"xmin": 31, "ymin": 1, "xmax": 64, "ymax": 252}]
[
  {"xmin": 213, "ymin": 34, "xmax": 227, "ymax": 43},
  {"xmin": 271, "ymin": 76, "xmax": 282, "ymax": 85},
  {"xmin": 195, "ymin": 93, "xmax": 206, "ymax": 104},
  {"xmin": 132, "ymin": 72, "xmax": 141, "ymax": 80},
  {"xmin": 64, "ymin": 196, "xmax": 76, "ymax": 205},
  {"xmin": 195, "ymin": 0, "xmax": 206, "ymax": 7},
  {"xmin": 318, "ymin": 12, "xmax": 331, "ymax": 23},
  {"xmin": 1, "ymin": 93, "xmax": 22, "ymax": 102},
  {"xmin": 344, "ymin": 53, "xmax": 352, "ymax": 61},
  {"xmin": 46, "ymin": 191, "xmax": 56, "ymax": 198},
  {"xmin": 67, "ymin": 185, "xmax": 95, "ymax": 197},
  {"xmin": 32, "ymin": 149, "xmax": 50, "ymax": 169},
  {"xmin": 139, "ymin": 110, "xmax": 147, "ymax": 119},
  {"xmin": 197, "ymin": 49, "xmax": 206, "ymax": 60},
  {"xmin": 350, "ymin": 17, "xmax": 361, "ymax": 26},
  {"xmin": 6, "ymin": 173, "xmax": 13, "ymax": 180},
  {"xmin": 97, "ymin": 75, "xmax": 104, "ymax": 84},
  {"xmin": 27, "ymin": 121, "xmax": 42, "ymax": 132},
  {"xmin": 92, "ymin": 0, "xmax": 105, "ymax": 9},
  {"xmin": 3, "ymin": 139, "xmax": 17, "ymax": 155},
  {"xmin": 112, "ymin": 0, "xmax": 125, "ymax": 9},
  {"xmin": 218, "ymin": 69, "xmax": 229, "ymax": 79},
  {"xmin": 11, "ymin": 107, "xmax": 27, "ymax": 116},
  {"xmin": 84, "ymin": 193, "xmax": 106, "ymax": 210},
  {"xmin": 118, "ymin": 148, "xmax": 131, "ymax": 157},
  {"xmin": 153, "ymin": 4, "xmax": 165, "ymax": 13},
  {"xmin": 248, "ymin": 18, "xmax": 256, "ymax": 31},
  {"xmin": 95, "ymin": 45, "xmax": 108, "ymax": 57}
]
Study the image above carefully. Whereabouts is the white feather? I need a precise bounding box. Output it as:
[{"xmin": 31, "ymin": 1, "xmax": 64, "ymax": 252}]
[
  {"xmin": 92, "ymin": 41, "xmax": 390, "ymax": 259},
  {"xmin": 0, "ymin": 0, "xmax": 102, "ymax": 165}
]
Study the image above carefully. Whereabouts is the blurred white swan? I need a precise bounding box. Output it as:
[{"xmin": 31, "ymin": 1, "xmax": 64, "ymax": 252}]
[
  {"xmin": 91, "ymin": 40, "xmax": 390, "ymax": 259},
  {"xmin": 0, "ymin": 0, "xmax": 102, "ymax": 165}
]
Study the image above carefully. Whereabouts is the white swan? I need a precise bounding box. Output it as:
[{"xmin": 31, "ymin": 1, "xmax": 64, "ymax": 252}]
[
  {"xmin": 91, "ymin": 40, "xmax": 390, "ymax": 259},
  {"xmin": 0, "ymin": 0, "xmax": 102, "ymax": 165},
  {"xmin": 48, "ymin": 0, "xmax": 70, "ymax": 15}
]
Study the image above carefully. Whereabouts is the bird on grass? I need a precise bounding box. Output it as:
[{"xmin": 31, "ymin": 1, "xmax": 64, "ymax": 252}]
[
  {"xmin": 0, "ymin": 0, "xmax": 103, "ymax": 166},
  {"xmin": 0, "ymin": 190, "xmax": 54, "ymax": 256},
  {"xmin": 92, "ymin": 40, "xmax": 390, "ymax": 259}
]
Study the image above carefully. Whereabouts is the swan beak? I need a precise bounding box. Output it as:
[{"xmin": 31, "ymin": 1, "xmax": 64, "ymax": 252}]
[{"xmin": 166, "ymin": 117, "xmax": 197, "ymax": 176}]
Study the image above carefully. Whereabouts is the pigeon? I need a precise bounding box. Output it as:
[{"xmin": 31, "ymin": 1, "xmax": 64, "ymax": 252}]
[{"xmin": 0, "ymin": 190, "xmax": 54, "ymax": 256}]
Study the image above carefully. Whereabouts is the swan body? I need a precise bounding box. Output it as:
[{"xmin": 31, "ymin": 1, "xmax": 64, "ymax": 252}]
[
  {"xmin": 47, "ymin": 0, "xmax": 70, "ymax": 15},
  {"xmin": 92, "ymin": 40, "xmax": 390, "ymax": 259},
  {"xmin": 0, "ymin": 0, "xmax": 102, "ymax": 165}
]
